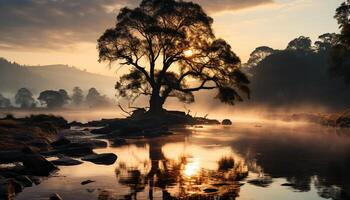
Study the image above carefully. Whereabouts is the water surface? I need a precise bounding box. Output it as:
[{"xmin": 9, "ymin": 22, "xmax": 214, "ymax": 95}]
[{"xmin": 15, "ymin": 121, "xmax": 350, "ymax": 200}]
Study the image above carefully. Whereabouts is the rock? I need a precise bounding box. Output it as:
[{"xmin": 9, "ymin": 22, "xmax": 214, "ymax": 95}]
[
  {"xmin": 28, "ymin": 176, "xmax": 41, "ymax": 185},
  {"xmin": 0, "ymin": 150, "xmax": 23, "ymax": 164},
  {"xmin": 15, "ymin": 175, "xmax": 33, "ymax": 187},
  {"xmin": 204, "ymin": 188, "xmax": 218, "ymax": 193},
  {"xmin": 51, "ymin": 157, "xmax": 83, "ymax": 166},
  {"xmin": 112, "ymin": 138, "xmax": 127, "ymax": 147},
  {"xmin": 21, "ymin": 154, "xmax": 57, "ymax": 176},
  {"xmin": 222, "ymin": 119, "xmax": 232, "ymax": 125},
  {"xmin": 29, "ymin": 139, "xmax": 50, "ymax": 150},
  {"xmin": 281, "ymin": 183, "xmax": 296, "ymax": 187},
  {"xmin": 49, "ymin": 193, "xmax": 63, "ymax": 200},
  {"xmin": 51, "ymin": 137, "xmax": 71, "ymax": 147},
  {"xmin": 90, "ymin": 140, "xmax": 108, "ymax": 148},
  {"xmin": 82, "ymin": 153, "xmax": 117, "ymax": 165},
  {"xmin": 45, "ymin": 142, "xmax": 94, "ymax": 157},
  {"xmin": 81, "ymin": 180, "xmax": 95, "ymax": 185},
  {"xmin": 22, "ymin": 146, "xmax": 40, "ymax": 154},
  {"xmin": 69, "ymin": 121, "xmax": 84, "ymax": 127}
]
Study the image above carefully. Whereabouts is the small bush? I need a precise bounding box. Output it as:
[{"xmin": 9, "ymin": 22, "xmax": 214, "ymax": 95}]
[{"xmin": 218, "ymin": 156, "xmax": 235, "ymax": 171}]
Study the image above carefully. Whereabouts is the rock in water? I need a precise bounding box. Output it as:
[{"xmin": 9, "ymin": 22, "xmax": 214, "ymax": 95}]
[
  {"xmin": 222, "ymin": 119, "xmax": 232, "ymax": 125},
  {"xmin": 51, "ymin": 157, "xmax": 83, "ymax": 166},
  {"xmin": 51, "ymin": 137, "xmax": 71, "ymax": 147},
  {"xmin": 82, "ymin": 153, "xmax": 117, "ymax": 165},
  {"xmin": 49, "ymin": 193, "xmax": 63, "ymax": 200},
  {"xmin": 81, "ymin": 180, "xmax": 95, "ymax": 185},
  {"xmin": 21, "ymin": 154, "xmax": 57, "ymax": 176}
]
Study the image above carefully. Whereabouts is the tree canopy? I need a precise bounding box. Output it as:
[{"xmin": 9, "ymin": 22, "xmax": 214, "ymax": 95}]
[
  {"xmin": 38, "ymin": 90, "xmax": 70, "ymax": 109},
  {"xmin": 72, "ymin": 86, "xmax": 84, "ymax": 105},
  {"xmin": 247, "ymin": 35, "xmax": 350, "ymax": 109},
  {"xmin": 98, "ymin": 0, "xmax": 249, "ymax": 113},
  {"xmin": 330, "ymin": 0, "xmax": 350, "ymax": 83},
  {"xmin": 15, "ymin": 88, "xmax": 35, "ymax": 108}
]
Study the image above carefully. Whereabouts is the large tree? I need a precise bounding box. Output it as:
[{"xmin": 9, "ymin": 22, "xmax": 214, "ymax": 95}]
[{"xmin": 98, "ymin": 0, "xmax": 250, "ymax": 114}]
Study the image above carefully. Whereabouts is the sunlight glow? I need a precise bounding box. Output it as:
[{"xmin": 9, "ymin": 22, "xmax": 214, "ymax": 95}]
[
  {"xmin": 184, "ymin": 158, "xmax": 200, "ymax": 177},
  {"xmin": 184, "ymin": 49, "xmax": 193, "ymax": 57}
]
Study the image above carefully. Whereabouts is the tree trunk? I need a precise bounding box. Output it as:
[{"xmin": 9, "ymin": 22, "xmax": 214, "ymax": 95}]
[{"xmin": 148, "ymin": 91, "xmax": 165, "ymax": 115}]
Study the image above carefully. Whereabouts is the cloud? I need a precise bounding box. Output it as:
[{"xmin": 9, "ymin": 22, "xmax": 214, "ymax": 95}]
[
  {"xmin": 0, "ymin": 0, "xmax": 273, "ymax": 50},
  {"xmin": 194, "ymin": 0, "xmax": 273, "ymax": 13}
]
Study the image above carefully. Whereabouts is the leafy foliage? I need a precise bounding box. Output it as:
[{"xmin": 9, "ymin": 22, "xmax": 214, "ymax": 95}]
[
  {"xmin": 38, "ymin": 90, "xmax": 70, "ymax": 109},
  {"xmin": 98, "ymin": 0, "xmax": 249, "ymax": 111}
]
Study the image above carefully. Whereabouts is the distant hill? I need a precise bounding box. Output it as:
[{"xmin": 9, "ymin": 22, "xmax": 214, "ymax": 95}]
[{"xmin": 0, "ymin": 58, "xmax": 116, "ymax": 95}]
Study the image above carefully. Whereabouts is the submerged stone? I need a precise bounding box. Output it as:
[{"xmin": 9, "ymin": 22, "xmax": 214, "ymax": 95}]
[
  {"xmin": 82, "ymin": 153, "xmax": 117, "ymax": 165},
  {"xmin": 222, "ymin": 119, "xmax": 232, "ymax": 125}
]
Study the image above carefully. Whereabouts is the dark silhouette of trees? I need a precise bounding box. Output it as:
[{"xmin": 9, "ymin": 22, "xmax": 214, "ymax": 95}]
[
  {"xmin": 0, "ymin": 94, "xmax": 11, "ymax": 108},
  {"xmin": 329, "ymin": 0, "xmax": 350, "ymax": 83},
  {"xmin": 98, "ymin": 0, "xmax": 249, "ymax": 114},
  {"xmin": 86, "ymin": 88, "xmax": 111, "ymax": 108},
  {"xmin": 247, "ymin": 35, "xmax": 350, "ymax": 109},
  {"xmin": 38, "ymin": 90, "xmax": 70, "ymax": 109},
  {"xmin": 246, "ymin": 46, "xmax": 274, "ymax": 67},
  {"xmin": 58, "ymin": 89, "xmax": 70, "ymax": 104},
  {"xmin": 14, "ymin": 88, "xmax": 35, "ymax": 108},
  {"xmin": 286, "ymin": 36, "xmax": 312, "ymax": 51},
  {"xmin": 72, "ymin": 87, "xmax": 84, "ymax": 105}
]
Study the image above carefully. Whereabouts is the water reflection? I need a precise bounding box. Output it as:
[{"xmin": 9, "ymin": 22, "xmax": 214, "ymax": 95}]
[
  {"xmin": 110, "ymin": 136, "xmax": 248, "ymax": 200},
  {"xmin": 15, "ymin": 122, "xmax": 350, "ymax": 200}
]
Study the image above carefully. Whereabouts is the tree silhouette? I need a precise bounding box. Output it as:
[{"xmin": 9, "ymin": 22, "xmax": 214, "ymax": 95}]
[
  {"xmin": 286, "ymin": 36, "xmax": 312, "ymax": 51},
  {"xmin": 38, "ymin": 90, "xmax": 70, "ymax": 109},
  {"xmin": 98, "ymin": 0, "xmax": 250, "ymax": 114},
  {"xmin": 248, "ymin": 35, "xmax": 350, "ymax": 109},
  {"xmin": 330, "ymin": 0, "xmax": 350, "ymax": 83},
  {"xmin": 72, "ymin": 87, "xmax": 84, "ymax": 105},
  {"xmin": 14, "ymin": 88, "xmax": 35, "ymax": 108},
  {"xmin": 246, "ymin": 46, "xmax": 274, "ymax": 68},
  {"xmin": 86, "ymin": 88, "xmax": 111, "ymax": 108}
]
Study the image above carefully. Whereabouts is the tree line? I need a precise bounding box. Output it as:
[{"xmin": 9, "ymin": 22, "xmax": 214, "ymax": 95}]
[
  {"xmin": 244, "ymin": 1, "xmax": 350, "ymax": 110},
  {"xmin": 0, "ymin": 87, "xmax": 113, "ymax": 109}
]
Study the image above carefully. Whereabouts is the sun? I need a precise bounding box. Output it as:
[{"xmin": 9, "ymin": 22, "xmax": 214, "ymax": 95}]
[{"xmin": 184, "ymin": 49, "xmax": 193, "ymax": 57}]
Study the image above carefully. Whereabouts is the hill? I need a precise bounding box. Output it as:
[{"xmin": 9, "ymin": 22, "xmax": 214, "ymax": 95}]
[{"xmin": 0, "ymin": 58, "xmax": 116, "ymax": 95}]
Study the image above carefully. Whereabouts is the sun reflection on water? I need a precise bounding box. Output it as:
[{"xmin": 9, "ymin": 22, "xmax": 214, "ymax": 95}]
[{"xmin": 183, "ymin": 158, "xmax": 200, "ymax": 177}]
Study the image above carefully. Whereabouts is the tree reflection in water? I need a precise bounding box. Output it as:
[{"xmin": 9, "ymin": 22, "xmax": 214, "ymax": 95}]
[{"xmin": 100, "ymin": 138, "xmax": 248, "ymax": 200}]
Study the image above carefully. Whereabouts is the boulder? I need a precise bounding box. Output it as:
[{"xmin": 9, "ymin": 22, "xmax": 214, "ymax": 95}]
[
  {"xmin": 21, "ymin": 154, "xmax": 57, "ymax": 176},
  {"xmin": 112, "ymin": 138, "xmax": 127, "ymax": 147},
  {"xmin": 82, "ymin": 153, "xmax": 117, "ymax": 165},
  {"xmin": 51, "ymin": 137, "xmax": 71, "ymax": 147},
  {"xmin": 0, "ymin": 151, "xmax": 23, "ymax": 164},
  {"xmin": 89, "ymin": 140, "xmax": 108, "ymax": 148},
  {"xmin": 51, "ymin": 157, "xmax": 83, "ymax": 166},
  {"xmin": 222, "ymin": 119, "xmax": 232, "ymax": 125}
]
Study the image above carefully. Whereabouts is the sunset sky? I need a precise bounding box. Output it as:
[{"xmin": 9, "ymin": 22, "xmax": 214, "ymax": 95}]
[{"xmin": 0, "ymin": 0, "xmax": 343, "ymax": 76}]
